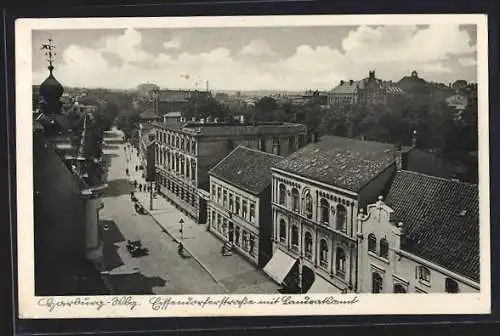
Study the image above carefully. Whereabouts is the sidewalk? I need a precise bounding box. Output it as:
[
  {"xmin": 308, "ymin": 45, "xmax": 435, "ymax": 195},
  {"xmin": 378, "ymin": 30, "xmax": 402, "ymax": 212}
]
[{"xmin": 126, "ymin": 145, "xmax": 280, "ymax": 294}]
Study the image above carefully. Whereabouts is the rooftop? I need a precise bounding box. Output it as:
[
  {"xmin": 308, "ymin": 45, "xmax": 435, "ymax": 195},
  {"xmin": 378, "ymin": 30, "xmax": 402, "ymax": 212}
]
[
  {"xmin": 274, "ymin": 135, "xmax": 396, "ymax": 192},
  {"xmin": 385, "ymin": 170, "xmax": 479, "ymax": 282},
  {"xmin": 152, "ymin": 121, "xmax": 307, "ymax": 137},
  {"xmin": 209, "ymin": 146, "xmax": 284, "ymax": 195}
]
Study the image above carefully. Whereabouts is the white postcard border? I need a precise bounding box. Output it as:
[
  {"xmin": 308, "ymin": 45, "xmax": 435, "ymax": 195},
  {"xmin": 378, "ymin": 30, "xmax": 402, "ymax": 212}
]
[{"xmin": 15, "ymin": 14, "xmax": 491, "ymax": 319}]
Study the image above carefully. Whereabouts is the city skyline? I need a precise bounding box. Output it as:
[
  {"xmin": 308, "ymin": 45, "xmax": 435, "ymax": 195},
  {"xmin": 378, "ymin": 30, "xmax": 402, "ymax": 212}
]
[{"xmin": 32, "ymin": 24, "xmax": 478, "ymax": 91}]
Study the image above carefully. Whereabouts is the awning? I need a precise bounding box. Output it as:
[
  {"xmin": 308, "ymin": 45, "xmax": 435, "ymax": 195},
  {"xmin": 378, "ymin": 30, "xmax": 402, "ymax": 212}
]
[
  {"xmin": 263, "ymin": 249, "xmax": 297, "ymax": 284},
  {"xmin": 308, "ymin": 275, "xmax": 341, "ymax": 294}
]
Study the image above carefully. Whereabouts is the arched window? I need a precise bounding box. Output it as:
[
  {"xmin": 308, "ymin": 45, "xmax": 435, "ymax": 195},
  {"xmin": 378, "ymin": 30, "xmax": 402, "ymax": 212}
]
[
  {"xmin": 380, "ymin": 238, "xmax": 389, "ymax": 259},
  {"xmin": 291, "ymin": 188, "xmax": 300, "ymax": 212},
  {"xmin": 304, "ymin": 191, "xmax": 313, "ymax": 219},
  {"xmin": 319, "ymin": 239, "xmax": 328, "ymax": 268},
  {"xmin": 336, "ymin": 204, "xmax": 347, "ymax": 232},
  {"xmin": 368, "ymin": 233, "xmax": 377, "ymax": 253},
  {"xmin": 291, "ymin": 225, "xmax": 299, "ymax": 251},
  {"xmin": 372, "ymin": 273, "xmax": 383, "ymax": 293},
  {"xmin": 279, "ymin": 219, "xmax": 287, "ymax": 243},
  {"xmin": 320, "ymin": 198, "xmax": 329, "ymax": 224},
  {"xmin": 335, "ymin": 247, "xmax": 346, "ymax": 276},
  {"xmin": 445, "ymin": 278, "xmax": 459, "ymax": 293},
  {"xmin": 304, "ymin": 231, "xmax": 313, "ymax": 259},
  {"xmin": 394, "ymin": 284, "xmax": 406, "ymax": 293},
  {"xmin": 279, "ymin": 184, "xmax": 287, "ymax": 205}
]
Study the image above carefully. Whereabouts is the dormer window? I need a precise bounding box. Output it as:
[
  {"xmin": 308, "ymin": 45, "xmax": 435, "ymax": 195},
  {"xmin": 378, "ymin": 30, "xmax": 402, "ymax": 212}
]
[
  {"xmin": 417, "ymin": 265, "xmax": 431, "ymax": 283},
  {"xmin": 445, "ymin": 278, "xmax": 459, "ymax": 293}
]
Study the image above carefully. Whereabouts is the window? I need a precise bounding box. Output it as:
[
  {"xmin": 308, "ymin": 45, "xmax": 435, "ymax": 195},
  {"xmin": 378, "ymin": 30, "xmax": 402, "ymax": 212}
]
[
  {"xmin": 235, "ymin": 227, "xmax": 240, "ymax": 246},
  {"xmin": 211, "ymin": 185, "xmax": 216, "ymax": 199},
  {"xmin": 191, "ymin": 141, "xmax": 196, "ymax": 154},
  {"xmin": 223, "ymin": 190, "xmax": 228, "ymax": 207},
  {"xmin": 372, "ymin": 273, "xmax": 383, "ymax": 293},
  {"xmin": 320, "ymin": 198, "xmax": 329, "ymax": 224},
  {"xmin": 336, "ymin": 247, "xmax": 346, "ymax": 276},
  {"xmin": 336, "ymin": 204, "xmax": 347, "ymax": 232},
  {"xmin": 235, "ymin": 196, "xmax": 240, "ymax": 215},
  {"xmin": 279, "ymin": 184, "xmax": 287, "ymax": 205},
  {"xmin": 304, "ymin": 232, "xmax": 313, "ymax": 260},
  {"xmin": 279, "ymin": 219, "xmax": 287, "ymax": 243},
  {"xmin": 291, "ymin": 226, "xmax": 299, "ymax": 251},
  {"xmin": 417, "ymin": 266, "xmax": 430, "ymax": 283},
  {"xmin": 289, "ymin": 136, "xmax": 295, "ymax": 150},
  {"xmin": 249, "ymin": 235, "xmax": 256, "ymax": 257},
  {"xmin": 242, "ymin": 231, "xmax": 249, "ymax": 251},
  {"xmin": 242, "ymin": 200, "xmax": 248, "ymax": 219},
  {"xmin": 304, "ymin": 191, "xmax": 313, "ymax": 219},
  {"xmin": 291, "ymin": 188, "xmax": 300, "ymax": 212},
  {"xmin": 249, "ymin": 203, "xmax": 256, "ymax": 223},
  {"xmin": 394, "ymin": 284, "xmax": 406, "ymax": 293},
  {"xmin": 368, "ymin": 233, "xmax": 377, "ymax": 253},
  {"xmin": 217, "ymin": 214, "xmax": 221, "ymax": 231},
  {"xmin": 229, "ymin": 193, "xmax": 234, "ymax": 212},
  {"xmin": 445, "ymin": 278, "xmax": 459, "ymax": 293},
  {"xmin": 217, "ymin": 187, "xmax": 221, "ymax": 203},
  {"xmin": 379, "ymin": 238, "xmax": 389, "ymax": 259},
  {"xmin": 319, "ymin": 239, "xmax": 329, "ymax": 268},
  {"xmin": 211, "ymin": 211, "xmax": 216, "ymax": 228}
]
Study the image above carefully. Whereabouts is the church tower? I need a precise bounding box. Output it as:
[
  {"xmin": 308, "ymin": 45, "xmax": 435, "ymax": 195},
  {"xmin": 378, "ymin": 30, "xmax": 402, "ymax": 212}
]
[{"xmin": 39, "ymin": 39, "xmax": 64, "ymax": 115}]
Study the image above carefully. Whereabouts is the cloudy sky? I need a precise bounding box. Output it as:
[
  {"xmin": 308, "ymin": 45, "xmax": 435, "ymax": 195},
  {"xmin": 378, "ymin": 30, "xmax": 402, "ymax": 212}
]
[{"xmin": 32, "ymin": 25, "xmax": 477, "ymax": 91}]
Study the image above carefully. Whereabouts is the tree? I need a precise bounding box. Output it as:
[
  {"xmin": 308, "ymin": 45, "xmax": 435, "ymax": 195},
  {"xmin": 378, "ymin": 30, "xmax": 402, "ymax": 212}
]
[{"xmin": 255, "ymin": 96, "xmax": 278, "ymax": 122}]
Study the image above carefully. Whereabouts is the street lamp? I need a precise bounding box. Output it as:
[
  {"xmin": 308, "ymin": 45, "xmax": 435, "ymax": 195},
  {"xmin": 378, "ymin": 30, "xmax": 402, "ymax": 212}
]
[{"xmin": 179, "ymin": 218, "xmax": 184, "ymax": 241}]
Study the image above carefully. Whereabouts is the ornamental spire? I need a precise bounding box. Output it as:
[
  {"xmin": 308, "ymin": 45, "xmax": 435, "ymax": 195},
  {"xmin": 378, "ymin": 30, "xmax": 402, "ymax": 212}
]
[{"xmin": 41, "ymin": 38, "xmax": 56, "ymax": 74}]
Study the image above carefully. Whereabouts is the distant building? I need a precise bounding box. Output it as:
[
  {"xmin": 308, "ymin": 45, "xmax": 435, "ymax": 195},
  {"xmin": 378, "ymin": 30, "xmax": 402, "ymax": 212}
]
[
  {"xmin": 357, "ymin": 171, "xmax": 479, "ymax": 293},
  {"xmin": 153, "ymin": 89, "xmax": 212, "ymax": 115},
  {"xmin": 328, "ymin": 71, "xmax": 405, "ymax": 106},
  {"xmin": 396, "ymin": 71, "xmax": 455, "ymax": 104},
  {"xmin": 208, "ymin": 146, "xmax": 284, "ymax": 267},
  {"xmin": 137, "ymin": 83, "xmax": 160, "ymax": 98},
  {"xmin": 151, "ymin": 118, "xmax": 308, "ymax": 224}
]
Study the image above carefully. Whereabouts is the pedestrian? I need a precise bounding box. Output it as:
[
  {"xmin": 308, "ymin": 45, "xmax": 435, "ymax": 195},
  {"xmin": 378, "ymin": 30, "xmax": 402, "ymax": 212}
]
[
  {"xmin": 126, "ymin": 168, "xmax": 129, "ymax": 176},
  {"xmin": 139, "ymin": 184, "xmax": 142, "ymax": 192},
  {"xmin": 135, "ymin": 165, "xmax": 138, "ymax": 172},
  {"xmin": 134, "ymin": 180, "xmax": 138, "ymax": 189},
  {"xmin": 130, "ymin": 191, "xmax": 134, "ymax": 199}
]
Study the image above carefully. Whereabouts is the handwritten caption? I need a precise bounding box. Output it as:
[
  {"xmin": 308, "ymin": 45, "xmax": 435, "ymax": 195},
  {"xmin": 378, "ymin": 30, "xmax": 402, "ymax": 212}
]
[{"xmin": 37, "ymin": 295, "xmax": 359, "ymax": 312}]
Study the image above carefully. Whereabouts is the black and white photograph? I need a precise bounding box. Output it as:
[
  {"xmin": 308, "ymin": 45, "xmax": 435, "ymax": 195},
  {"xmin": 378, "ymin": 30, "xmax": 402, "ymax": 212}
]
[{"xmin": 16, "ymin": 14, "xmax": 490, "ymax": 318}]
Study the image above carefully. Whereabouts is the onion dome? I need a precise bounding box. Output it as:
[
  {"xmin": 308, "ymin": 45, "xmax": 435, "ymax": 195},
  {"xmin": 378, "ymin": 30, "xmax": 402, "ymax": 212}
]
[{"xmin": 40, "ymin": 65, "xmax": 64, "ymax": 101}]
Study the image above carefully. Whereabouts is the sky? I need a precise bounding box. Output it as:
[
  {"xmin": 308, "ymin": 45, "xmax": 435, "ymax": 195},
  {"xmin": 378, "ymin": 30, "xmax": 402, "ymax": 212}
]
[{"xmin": 32, "ymin": 25, "xmax": 478, "ymax": 91}]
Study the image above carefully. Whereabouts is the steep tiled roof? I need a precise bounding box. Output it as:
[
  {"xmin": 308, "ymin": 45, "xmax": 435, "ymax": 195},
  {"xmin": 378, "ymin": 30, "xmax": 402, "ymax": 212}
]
[
  {"xmin": 209, "ymin": 146, "xmax": 284, "ymax": 195},
  {"xmin": 385, "ymin": 170, "xmax": 479, "ymax": 282},
  {"xmin": 331, "ymin": 81, "xmax": 359, "ymax": 94},
  {"xmin": 274, "ymin": 135, "xmax": 396, "ymax": 192}
]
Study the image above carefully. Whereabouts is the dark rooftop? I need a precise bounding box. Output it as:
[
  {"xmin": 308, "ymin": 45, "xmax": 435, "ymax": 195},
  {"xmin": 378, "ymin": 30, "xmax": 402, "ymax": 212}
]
[
  {"xmin": 209, "ymin": 146, "xmax": 284, "ymax": 195},
  {"xmin": 274, "ymin": 135, "xmax": 396, "ymax": 192},
  {"xmin": 152, "ymin": 121, "xmax": 307, "ymax": 136},
  {"xmin": 385, "ymin": 170, "xmax": 479, "ymax": 282}
]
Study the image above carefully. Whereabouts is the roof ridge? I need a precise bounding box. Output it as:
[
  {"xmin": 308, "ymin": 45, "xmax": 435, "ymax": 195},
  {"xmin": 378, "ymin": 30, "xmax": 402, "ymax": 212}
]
[
  {"xmin": 238, "ymin": 145, "xmax": 284, "ymax": 158},
  {"xmin": 399, "ymin": 169, "xmax": 478, "ymax": 187}
]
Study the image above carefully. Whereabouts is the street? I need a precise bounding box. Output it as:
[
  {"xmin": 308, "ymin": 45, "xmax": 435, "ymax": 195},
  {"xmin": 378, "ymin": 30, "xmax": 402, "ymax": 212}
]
[{"xmin": 99, "ymin": 128, "xmax": 227, "ymax": 295}]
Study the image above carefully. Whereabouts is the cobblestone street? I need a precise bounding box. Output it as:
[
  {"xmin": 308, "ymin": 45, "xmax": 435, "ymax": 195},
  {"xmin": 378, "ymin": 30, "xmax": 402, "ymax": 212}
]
[
  {"xmin": 100, "ymin": 128, "xmax": 280, "ymax": 294},
  {"xmin": 99, "ymin": 128, "xmax": 227, "ymax": 295}
]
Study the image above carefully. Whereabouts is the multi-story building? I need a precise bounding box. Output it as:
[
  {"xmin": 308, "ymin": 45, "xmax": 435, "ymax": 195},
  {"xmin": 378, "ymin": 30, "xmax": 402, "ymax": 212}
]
[
  {"xmin": 266, "ymin": 135, "xmax": 398, "ymax": 293},
  {"xmin": 357, "ymin": 171, "xmax": 479, "ymax": 293},
  {"xmin": 33, "ymin": 43, "xmax": 108, "ymax": 295},
  {"xmin": 328, "ymin": 71, "xmax": 405, "ymax": 107},
  {"xmin": 152, "ymin": 118, "xmax": 308, "ymax": 224},
  {"xmin": 208, "ymin": 146, "xmax": 284, "ymax": 267}
]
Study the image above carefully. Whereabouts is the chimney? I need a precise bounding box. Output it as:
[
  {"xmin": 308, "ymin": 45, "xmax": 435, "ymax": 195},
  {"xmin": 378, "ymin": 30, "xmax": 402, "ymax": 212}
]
[
  {"xmin": 411, "ymin": 129, "xmax": 418, "ymax": 147},
  {"xmin": 394, "ymin": 143, "xmax": 408, "ymax": 170},
  {"xmin": 340, "ymin": 80, "xmax": 345, "ymax": 85},
  {"xmin": 200, "ymin": 118, "xmax": 205, "ymax": 124},
  {"xmin": 240, "ymin": 115, "xmax": 245, "ymax": 124}
]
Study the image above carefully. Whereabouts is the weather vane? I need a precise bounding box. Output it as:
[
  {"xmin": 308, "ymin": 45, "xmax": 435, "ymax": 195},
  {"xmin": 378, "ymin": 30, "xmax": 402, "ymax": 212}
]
[{"xmin": 41, "ymin": 38, "xmax": 56, "ymax": 73}]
